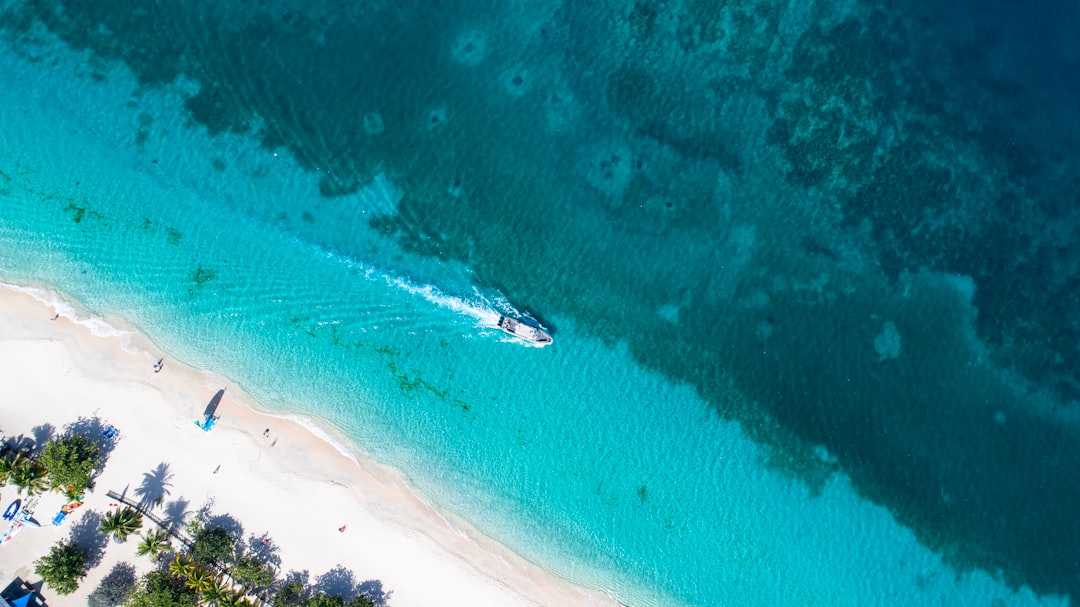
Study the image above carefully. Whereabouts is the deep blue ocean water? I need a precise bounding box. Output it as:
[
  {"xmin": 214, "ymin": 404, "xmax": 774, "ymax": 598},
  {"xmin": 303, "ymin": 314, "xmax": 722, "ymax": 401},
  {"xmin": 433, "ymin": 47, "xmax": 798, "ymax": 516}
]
[{"xmin": 2, "ymin": 1, "xmax": 1079, "ymax": 605}]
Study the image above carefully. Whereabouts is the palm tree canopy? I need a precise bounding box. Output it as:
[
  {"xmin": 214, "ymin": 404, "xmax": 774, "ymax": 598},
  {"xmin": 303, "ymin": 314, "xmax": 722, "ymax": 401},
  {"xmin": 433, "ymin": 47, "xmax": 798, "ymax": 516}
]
[
  {"xmin": 99, "ymin": 506, "xmax": 144, "ymax": 542},
  {"xmin": 218, "ymin": 590, "xmax": 253, "ymax": 607},
  {"xmin": 169, "ymin": 554, "xmax": 195, "ymax": 579},
  {"xmin": 184, "ymin": 568, "xmax": 215, "ymax": 594},
  {"xmin": 136, "ymin": 528, "xmax": 172, "ymax": 559},
  {"xmin": 0, "ymin": 452, "xmax": 22, "ymax": 485},
  {"xmin": 10, "ymin": 458, "xmax": 49, "ymax": 496},
  {"xmin": 201, "ymin": 578, "xmax": 232, "ymax": 607}
]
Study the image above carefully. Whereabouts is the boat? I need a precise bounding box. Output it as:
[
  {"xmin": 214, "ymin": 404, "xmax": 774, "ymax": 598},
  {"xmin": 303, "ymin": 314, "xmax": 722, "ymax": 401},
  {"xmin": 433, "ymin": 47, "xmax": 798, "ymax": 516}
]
[
  {"xmin": 2, "ymin": 499, "xmax": 19, "ymax": 521},
  {"xmin": 497, "ymin": 315, "xmax": 552, "ymax": 345}
]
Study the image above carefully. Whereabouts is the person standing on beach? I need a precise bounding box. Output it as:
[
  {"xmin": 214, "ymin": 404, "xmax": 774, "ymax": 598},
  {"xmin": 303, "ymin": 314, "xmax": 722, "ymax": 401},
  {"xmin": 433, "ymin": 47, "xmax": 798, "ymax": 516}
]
[{"xmin": 263, "ymin": 428, "xmax": 270, "ymax": 438}]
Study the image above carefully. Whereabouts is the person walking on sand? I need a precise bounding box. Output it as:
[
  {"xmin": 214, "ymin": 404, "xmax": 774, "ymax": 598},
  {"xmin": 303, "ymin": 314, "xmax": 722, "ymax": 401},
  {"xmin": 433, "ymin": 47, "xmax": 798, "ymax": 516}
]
[
  {"xmin": 153, "ymin": 358, "xmax": 164, "ymax": 373},
  {"xmin": 339, "ymin": 525, "xmax": 347, "ymax": 533},
  {"xmin": 50, "ymin": 313, "xmax": 59, "ymax": 321},
  {"xmin": 263, "ymin": 428, "xmax": 270, "ymax": 438}
]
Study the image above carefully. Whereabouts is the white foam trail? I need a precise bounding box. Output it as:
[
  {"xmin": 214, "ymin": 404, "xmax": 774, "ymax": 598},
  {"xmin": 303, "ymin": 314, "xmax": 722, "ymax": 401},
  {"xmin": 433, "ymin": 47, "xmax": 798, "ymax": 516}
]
[
  {"xmin": 385, "ymin": 276, "xmax": 502, "ymax": 326},
  {"xmin": 303, "ymin": 237, "xmax": 508, "ymax": 328},
  {"xmin": 390, "ymin": 278, "xmax": 561, "ymax": 348},
  {"xmin": 382, "ymin": 277, "xmax": 556, "ymax": 347},
  {"xmin": 278, "ymin": 229, "xmax": 537, "ymax": 343}
]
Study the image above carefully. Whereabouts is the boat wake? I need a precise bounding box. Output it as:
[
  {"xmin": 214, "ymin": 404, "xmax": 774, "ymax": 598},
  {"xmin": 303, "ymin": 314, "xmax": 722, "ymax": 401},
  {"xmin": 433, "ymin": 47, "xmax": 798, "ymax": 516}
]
[
  {"xmin": 385, "ymin": 276, "xmax": 499, "ymax": 325},
  {"xmin": 384, "ymin": 276, "xmax": 549, "ymax": 346},
  {"xmin": 307, "ymin": 238, "xmax": 545, "ymax": 346}
]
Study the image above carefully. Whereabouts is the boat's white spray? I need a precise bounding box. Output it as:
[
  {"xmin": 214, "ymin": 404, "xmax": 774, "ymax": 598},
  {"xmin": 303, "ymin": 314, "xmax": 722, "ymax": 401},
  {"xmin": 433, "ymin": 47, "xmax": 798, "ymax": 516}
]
[{"xmin": 312, "ymin": 241, "xmax": 542, "ymax": 344}]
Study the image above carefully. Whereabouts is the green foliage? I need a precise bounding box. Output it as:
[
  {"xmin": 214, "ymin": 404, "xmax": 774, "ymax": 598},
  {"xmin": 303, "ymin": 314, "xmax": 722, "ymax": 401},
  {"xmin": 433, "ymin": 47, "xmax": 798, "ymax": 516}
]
[
  {"xmin": 0, "ymin": 451, "xmax": 29, "ymax": 487},
  {"xmin": 191, "ymin": 526, "xmax": 236, "ymax": 566},
  {"xmin": 199, "ymin": 578, "xmax": 231, "ymax": 607},
  {"xmin": 41, "ymin": 433, "xmax": 101, "ymax": 492},
  {"xmin": 8, "ymin": 453, "xmax": 48, "ymax": 496},
  {"xmin": 302, "ymin": 591, "xmax": 373, "ymax": 604},
  {"xmin": 303, "ymin": 593, "xmax": 374, "ymax": 607},
  {"xmin": 135, "ymin": 528, "xmax": 172, "ymax": 560},
  {"xmin": 273, "ymin": 580, "xmax": 305, "ymax": 607},
  {"xmin": 100, "ymin": 507, "xmax": 144, "ymax": 542},
  {"xmin": 229, "ymin": 556, "xmax": 274, "ymax": 592},
  {"xmin": 34, "ymin": 540, "xmax": 88, "ymax": 595},
  {"xmin": 168, "ymin": 554, "xmax": 195, "ymax": 580},
  {"xmin": 347, "ymin": 595, "xmax": 375, "ymax": 607},
  {"xmin": 0, "ymin": 451, "xmax": 17, "ymax": 485},
  {"xmin": 62, "ymin": 483, "xmax": 85, "ymax": 502},
  {"xmin": 272, "ymin": 581, "xmax": 373, "ymax": 607},
  {"xmin": 125, "ymin": 569, "xmax": 198, "ymax": 607},
  {"xmin": 304, "ymin": 593, "xmax": 345, "ymax": 607},
  {"xmin": 183, "ymin": 568, "xmax": 215, "ymax": 594},
  {"xmin": 217, "ymin": 591, "xmax": 253, "ymax": 607}
]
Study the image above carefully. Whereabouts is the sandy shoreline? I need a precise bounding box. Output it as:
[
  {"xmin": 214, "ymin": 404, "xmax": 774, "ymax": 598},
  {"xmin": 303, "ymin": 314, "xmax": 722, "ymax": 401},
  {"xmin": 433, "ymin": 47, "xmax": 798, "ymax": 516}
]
[{"xmin": 0, "ymin": 284, "xmax": 618, "ymax": 607}]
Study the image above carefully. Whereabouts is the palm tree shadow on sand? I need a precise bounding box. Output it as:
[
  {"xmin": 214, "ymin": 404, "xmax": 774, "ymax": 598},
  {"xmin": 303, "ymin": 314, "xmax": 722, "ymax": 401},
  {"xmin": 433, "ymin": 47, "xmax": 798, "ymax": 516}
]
[
  {"xmin": 134, "ymin": 462, "xmax": 174, "ymax": 510},
  {"xmin": 30, "ymin": 424, "xmax": 55, "ymax": 454},
  {"xmin": 161, "ymin": 498, "xmax": 192, "ymax": 532}
]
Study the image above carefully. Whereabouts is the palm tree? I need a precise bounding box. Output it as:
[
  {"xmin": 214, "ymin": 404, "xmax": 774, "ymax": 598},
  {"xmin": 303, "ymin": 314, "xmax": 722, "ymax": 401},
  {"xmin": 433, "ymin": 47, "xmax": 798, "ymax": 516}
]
[
  {"xmin": 0, "ymin": 451, "xmax": 20, "ymax": 486},
  {"xmin": 217, "ymin": 590, "xmax": 254, "ymax": 607},
  {"xmin": 136, "ymin": 528, "xmax": 172, "ymax": 561},
  {"xmin": 169, "ymin": 553, "xmax": 196, "ymax": 579},
  {"xmin": 185, "ymin": 568, "xmax": 215, "ymax": 595},
  {"xmin": 201, "ymin": 578, "xmax": 232, "ymax": 607},
  {"xmin": 9, "ymin": 457, "xmax": 49, "ymax": 496},
  {"xmin": 99, "ymin": 506, "xmax": 143, "ymax": 542}
]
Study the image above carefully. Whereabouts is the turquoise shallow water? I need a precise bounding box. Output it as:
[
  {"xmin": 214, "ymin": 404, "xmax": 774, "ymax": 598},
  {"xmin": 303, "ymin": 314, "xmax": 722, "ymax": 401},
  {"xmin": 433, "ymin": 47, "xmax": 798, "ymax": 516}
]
[{"xmin": 2, "ymin": 1, "xmax": 1080, "ymax": 605}]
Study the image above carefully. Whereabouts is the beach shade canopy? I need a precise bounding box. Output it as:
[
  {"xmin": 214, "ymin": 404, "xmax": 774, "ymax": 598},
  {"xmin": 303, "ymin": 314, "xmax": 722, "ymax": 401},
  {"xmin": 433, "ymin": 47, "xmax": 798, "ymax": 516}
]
[{"xmin": 7, "ymin": 592, "xmax": 32, "ymax": 607}]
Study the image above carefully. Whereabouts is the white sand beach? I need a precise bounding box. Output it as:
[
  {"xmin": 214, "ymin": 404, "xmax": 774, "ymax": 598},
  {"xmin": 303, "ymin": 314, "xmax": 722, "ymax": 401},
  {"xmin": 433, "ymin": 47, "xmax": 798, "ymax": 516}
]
[{"xmin": 0, "ymin": 285, "xmax": 617, "ymax": 607}]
